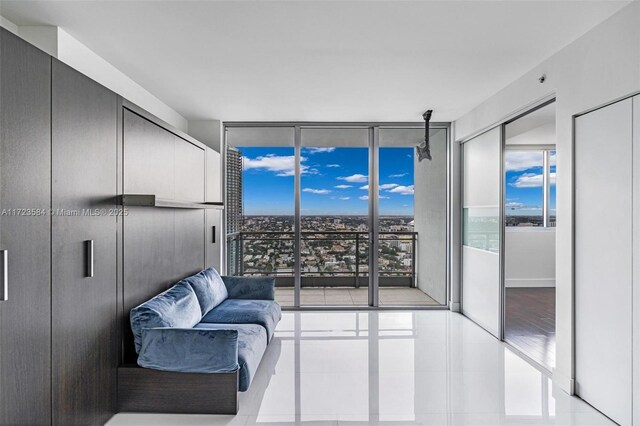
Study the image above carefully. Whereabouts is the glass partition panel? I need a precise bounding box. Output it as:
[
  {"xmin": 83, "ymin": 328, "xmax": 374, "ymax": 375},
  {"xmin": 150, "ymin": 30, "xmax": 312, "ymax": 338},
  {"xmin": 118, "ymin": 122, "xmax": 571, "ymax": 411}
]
[
  {"xmin": 226, "ymin": 127, "xmax": 295, "ymax": 307},
  {"xmin": 300, "ymin": 128, "xmax": 369, "ymax": 306},
  {"xmin": 377, "ymin": 128, "xmax": 447, "ymax": 306},
  {"xmin": 462, "ymin": 126, "xmax": 502, "ymax": 337}
]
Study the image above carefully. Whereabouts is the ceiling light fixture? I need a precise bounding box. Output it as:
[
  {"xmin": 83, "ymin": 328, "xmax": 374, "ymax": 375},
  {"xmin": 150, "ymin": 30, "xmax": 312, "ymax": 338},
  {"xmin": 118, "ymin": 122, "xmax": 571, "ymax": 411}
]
[{"xmin": 416, "ymin": 109, "xmax": 433, "ymax": 162}]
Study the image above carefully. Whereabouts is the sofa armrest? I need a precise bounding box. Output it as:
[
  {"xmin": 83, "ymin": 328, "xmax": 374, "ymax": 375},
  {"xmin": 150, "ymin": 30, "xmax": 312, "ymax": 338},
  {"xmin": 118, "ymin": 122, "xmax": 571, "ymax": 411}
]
[
  {"xmin": 221, "ymin": 276, "xmax": 275, "ymax": 300},
  {"xmin": 137, "ymin": 327, "xmax": 239, "ymax": 373}
]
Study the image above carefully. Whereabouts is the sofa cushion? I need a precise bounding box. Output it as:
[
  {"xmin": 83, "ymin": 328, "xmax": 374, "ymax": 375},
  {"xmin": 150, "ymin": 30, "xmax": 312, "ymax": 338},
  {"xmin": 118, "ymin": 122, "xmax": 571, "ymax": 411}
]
[
  {"xmin": 221, "ymin": 276, "xmax": 275, "ymax": 300},
  {"xmin": 130, "ymin": 282, "xmax": 202, "ymax": 354},
  {"xmin": 194, "ymin": 323, "xmax": 267, "ymax": 391},
  {"xmin": 183, "ymin": 267, "xmax": 228, "ymax": 316},
  {"xmin": 199, "ymin": 299, "xmax": 281, "ymax": 342}
]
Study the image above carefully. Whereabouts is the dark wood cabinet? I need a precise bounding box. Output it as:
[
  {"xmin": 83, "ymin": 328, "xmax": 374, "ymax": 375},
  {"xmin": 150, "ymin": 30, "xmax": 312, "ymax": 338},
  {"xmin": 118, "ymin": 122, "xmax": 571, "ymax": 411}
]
[
  {"xmin": 0, "ymin": 28, "xmax": 53, "ymax": 426},
  {"xmin": 51, "ymin": 59, "xmax": 118, "ymax": 426},
  {"xmin": 0, "ymin": 29, "xmax": 221, "ymax": 424},
  {"xmin": 123, "ymin": 109, "xmax": 175, "ymax": 198}
]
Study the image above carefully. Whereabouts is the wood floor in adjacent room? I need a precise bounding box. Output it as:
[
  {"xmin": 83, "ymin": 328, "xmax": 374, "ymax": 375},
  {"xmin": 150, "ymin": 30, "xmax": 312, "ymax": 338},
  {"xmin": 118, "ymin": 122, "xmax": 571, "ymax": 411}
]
[{"xmin": 504, "ymin": 287, "xmax": 556, "ymax": 369}]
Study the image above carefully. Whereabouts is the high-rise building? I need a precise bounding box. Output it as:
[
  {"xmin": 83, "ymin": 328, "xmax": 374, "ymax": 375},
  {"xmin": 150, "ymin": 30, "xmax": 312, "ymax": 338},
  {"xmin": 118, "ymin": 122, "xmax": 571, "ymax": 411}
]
[
  {"xmin": 226, "ymin": 147, "xmax": 243, "ymax": 275},
  {"xmin": 226, "ymin": 146, "xmax": 243, "ymax": 234}
]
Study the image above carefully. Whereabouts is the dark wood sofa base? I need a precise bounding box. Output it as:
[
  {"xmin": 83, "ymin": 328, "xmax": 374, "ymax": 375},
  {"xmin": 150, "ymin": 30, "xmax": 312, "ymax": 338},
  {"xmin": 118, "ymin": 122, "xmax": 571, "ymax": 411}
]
[{"xmin": 117, "ymin": 365, "xmax": 239, "ymax": 414}]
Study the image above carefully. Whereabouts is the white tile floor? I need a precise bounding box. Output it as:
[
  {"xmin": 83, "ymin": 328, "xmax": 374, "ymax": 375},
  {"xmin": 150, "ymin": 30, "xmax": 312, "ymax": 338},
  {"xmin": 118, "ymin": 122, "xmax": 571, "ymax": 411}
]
[{"xmin": 107, "ymin": 311, "xmax": 613, "ymax": 426}]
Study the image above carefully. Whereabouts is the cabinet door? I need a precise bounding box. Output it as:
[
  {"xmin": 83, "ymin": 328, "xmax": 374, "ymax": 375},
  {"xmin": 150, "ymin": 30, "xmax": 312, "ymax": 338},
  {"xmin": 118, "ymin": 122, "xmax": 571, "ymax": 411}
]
[
  {"xmin": 206, "ymin": 147, "xmax": 222, "ymax": 202},
  {"xmin": 0, "ymin": 28, "xmax": 52, "ymax": 426},
  {"xmin": 123, "ymin": 110, "xmax": 175, "ymax": 198},
  {"xmin": 575, "ymin": 98, "xmax": 633, "ymax": 426},
  {"xmin": 206, "ymin": 209, "xmax": 223, "ymax": 271},
  {"xmin": 175, "ymin": 137, "xmax": 205, "ymax": 202},
  {"xmin": 51, "ymin": 60, "xmax": 118, "ymax": 426}
]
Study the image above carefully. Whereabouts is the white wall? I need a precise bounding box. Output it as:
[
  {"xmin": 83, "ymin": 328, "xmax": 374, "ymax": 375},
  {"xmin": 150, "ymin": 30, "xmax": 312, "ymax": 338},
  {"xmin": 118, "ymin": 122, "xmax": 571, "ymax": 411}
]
[
  {"xmin": 414, "ymin": 128, "xmax": 448, "ymax": 304},
  {"xmin": 455, "ymin": 1, "xmax": 640, "ymax": 393},
  {"xmin": 505, "ymin": 229, "xmax": 555, "ymax": 288}
]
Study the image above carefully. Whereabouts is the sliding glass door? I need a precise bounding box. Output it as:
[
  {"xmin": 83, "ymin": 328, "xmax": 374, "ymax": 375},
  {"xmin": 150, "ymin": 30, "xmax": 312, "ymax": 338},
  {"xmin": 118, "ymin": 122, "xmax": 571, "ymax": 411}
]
[
  {"xmin": 226, "ymin": 126, "xmax": 296, "ymax": 307},
  {"xmin": 226, "ymin": 124, "xmax": 449, "ymax": 308},
  {"xmin": 461, "ymin": 127, "xmax": 502, "ymax": 337},
  {"xmin": 300, "ymin": 128, "xmax": 370, "ymax": 306}
]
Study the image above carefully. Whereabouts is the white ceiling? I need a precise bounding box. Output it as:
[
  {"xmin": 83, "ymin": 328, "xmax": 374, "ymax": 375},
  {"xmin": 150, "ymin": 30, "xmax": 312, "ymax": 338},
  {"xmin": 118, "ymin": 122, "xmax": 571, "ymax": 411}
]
[{"xmin": 0, "ymin": 1, "xmax": 630, "ymax": 122}]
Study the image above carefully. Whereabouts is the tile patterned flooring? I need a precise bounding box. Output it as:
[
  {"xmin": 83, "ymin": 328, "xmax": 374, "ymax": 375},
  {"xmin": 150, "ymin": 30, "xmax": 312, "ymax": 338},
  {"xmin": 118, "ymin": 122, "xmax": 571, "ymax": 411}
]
[
  {"xmin": 108, "ymin": 311, "xmax": 613, "ymax": 426},
  {"xmin": 275, "ymin": 287, "xmax": 440, "ymax": 306}
]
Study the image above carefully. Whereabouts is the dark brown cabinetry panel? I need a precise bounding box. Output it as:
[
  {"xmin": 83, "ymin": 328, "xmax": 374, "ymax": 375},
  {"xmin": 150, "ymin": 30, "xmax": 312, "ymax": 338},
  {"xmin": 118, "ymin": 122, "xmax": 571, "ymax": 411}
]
[
  {"xmin": 122, "ymin": 207, "xmax": 176, "ymax": 363},
  {"xmin": 0, "ymin": 28, "xmax": 52, "ymax": 426},
  {"xmin": 123, "ymin": 110, "xmax": 175, "ymax": 198},
  {"xmin": 175, "ymin": 210, "xmax": 206, "ymax": 279},
  {"xmin": 205, "ymin": 147, "xmax": 222, "ymax": 203},
  {"xmin": 51, "ymin": 60, "xmax": 118, "ymax": 426},
  {"xmin": 175, "ymin": 136, "xmax": 205, "ymax": 202}
]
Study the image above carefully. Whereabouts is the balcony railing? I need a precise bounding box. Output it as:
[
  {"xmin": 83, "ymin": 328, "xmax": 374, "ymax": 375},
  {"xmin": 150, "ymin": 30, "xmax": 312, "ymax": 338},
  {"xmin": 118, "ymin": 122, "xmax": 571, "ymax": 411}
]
[{"xmin": 226, "ymin": 230, "xmax": 417, "ymax": 288}]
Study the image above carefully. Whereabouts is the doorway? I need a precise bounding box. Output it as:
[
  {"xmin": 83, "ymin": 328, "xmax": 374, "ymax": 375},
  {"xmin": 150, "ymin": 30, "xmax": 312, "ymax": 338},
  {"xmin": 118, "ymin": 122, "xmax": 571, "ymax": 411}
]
[{"xmin": 503, "ymin": 101, "xmax": 557, "ymax": 369}]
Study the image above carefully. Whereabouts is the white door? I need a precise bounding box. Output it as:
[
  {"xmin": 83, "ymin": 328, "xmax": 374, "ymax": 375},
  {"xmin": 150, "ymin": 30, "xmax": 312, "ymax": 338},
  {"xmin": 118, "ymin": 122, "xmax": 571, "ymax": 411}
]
[
  {"xmin": 461, "ymin": 127, "xmax": 502, "ymax": 337},
  {"xmin": 575, "ymin": 98, "xmax": 633, "ymax": 426}
]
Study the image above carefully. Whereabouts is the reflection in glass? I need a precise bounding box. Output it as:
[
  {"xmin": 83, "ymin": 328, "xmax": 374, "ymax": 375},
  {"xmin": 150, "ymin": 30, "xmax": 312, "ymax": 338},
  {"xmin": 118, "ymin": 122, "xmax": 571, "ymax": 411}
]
[{"xmin": 463, "ymin": 207, "xmax": 500, "ymax": 252}]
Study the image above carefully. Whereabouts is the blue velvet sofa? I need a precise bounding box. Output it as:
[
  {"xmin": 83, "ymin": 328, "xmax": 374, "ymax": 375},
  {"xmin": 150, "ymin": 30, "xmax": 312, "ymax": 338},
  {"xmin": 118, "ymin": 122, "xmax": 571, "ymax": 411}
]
[{"xmin": 130, "ymin": 268, "xmax": 281, "ymax": 392}]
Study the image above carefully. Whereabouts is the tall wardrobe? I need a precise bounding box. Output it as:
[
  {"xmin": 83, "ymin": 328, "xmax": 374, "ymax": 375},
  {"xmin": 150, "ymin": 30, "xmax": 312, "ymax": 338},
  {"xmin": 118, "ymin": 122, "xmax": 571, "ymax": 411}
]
[
  {"xmin": 574, "ymin": 94, "xmax": 640, "ymax": 426},
  {"xmin": 0, "ymin": 28, "xmax": 223, "ymax": 425}
]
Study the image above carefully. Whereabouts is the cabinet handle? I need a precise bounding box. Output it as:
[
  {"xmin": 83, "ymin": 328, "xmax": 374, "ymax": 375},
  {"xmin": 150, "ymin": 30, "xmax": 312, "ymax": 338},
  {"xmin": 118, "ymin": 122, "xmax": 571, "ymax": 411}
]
[
  {"xmin": 85, "ymin": 240, "xmax": 94, "ymax": 278},
  {"xmin": 212, "ymin": 226, "xmax": 216, "ymax": 244},
  {"xmin": 0, "ymin": 250, "xmax": 7, "ymax": 301}
]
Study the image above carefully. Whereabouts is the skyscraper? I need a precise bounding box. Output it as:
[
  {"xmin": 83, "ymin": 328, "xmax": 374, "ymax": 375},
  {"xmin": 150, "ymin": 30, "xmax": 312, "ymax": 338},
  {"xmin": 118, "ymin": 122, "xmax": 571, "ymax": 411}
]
[{"xmin": 226, "ymin": 147, "xmax": 243, "ymax": 274}]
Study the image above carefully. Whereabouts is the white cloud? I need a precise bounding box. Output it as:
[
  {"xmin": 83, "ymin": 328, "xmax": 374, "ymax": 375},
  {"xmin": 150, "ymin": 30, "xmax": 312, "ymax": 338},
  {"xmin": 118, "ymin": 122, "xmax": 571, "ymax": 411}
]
[
  {"xmin": 334, "ymin": 184, "xmax": 352, "ymax": 189},
  {"xmin": 380, "ymin": 183, "xmax": 399, "ymax": 190},
  {"xmin": 327, "ymin": 164, "xmax": 340, "ymax": 168},
  {"xmin": 243, "ymin": 154, "xmax": 296, "ymax": 176},
  {"xmin": 303, "ymin": 188, "xmax": 331, "ymax": 195},
  {"xmin": 305, "ymin": 147, "xmax": 335, "ymax": 154},
  {"xmin": 360, "ymin": 183, "xmax": 397, "ymax": 190},
  {"xmin": 389, "ymin": 173, "xmax": 407, "ymax": 178},
  {"xmin": 243, "ymin": 154, "xmax": 314, "ymax": 176},
  {"xmin": 505, "ymin": 151, "xmax": 544, "ymax": 172},
  {"xmin": 338, "ymin": 197, "xmax": 350, "ymax": 200},
  {"xmin": 338, "ymin": 174, "xmax": 368, "ymax": 183},
  {"xmin": 359, "ymin": 194, "xmax": 388, "ymax": 200},
  {"xmin": 510, "ymin": 172, "xmax": 556, "ymax": 188},
  {"xmin": 389, "ymin": 185, "xmax": 414, "ymax": 195}
]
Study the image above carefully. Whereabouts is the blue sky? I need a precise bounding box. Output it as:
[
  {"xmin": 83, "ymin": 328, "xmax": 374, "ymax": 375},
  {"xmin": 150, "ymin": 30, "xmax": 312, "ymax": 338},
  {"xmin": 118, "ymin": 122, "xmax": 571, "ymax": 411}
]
[
  {"xmin": 505, "ymin": 151, "xmax": 556, "ymax": 216},
  {"xmin": 238, "ymin": 146, "xmax": 414, "ymax": 216}
]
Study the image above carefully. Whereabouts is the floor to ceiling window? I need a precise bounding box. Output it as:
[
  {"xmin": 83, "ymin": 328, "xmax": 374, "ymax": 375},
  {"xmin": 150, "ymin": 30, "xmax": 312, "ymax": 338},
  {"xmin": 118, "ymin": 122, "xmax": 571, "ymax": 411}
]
[
  {"xmin": 300, "ymin": 128, "xmax": 370, "ymax": 306},
  {"xmin": 225, "ymin": 123, "xmax": 449, "ymax": 308},
  {"xmin": 226, "ymin": 126, "xmax": 296, "ymax": 307}
]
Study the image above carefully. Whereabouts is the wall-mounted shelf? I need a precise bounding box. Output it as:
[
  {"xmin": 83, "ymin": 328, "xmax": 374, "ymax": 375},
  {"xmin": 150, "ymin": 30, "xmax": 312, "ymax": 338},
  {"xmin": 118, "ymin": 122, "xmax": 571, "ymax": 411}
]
[{"xmin": 119, "ymin": 194, "xmax": 224, "ymax": 210}]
